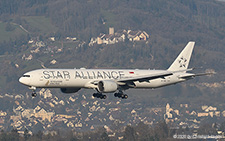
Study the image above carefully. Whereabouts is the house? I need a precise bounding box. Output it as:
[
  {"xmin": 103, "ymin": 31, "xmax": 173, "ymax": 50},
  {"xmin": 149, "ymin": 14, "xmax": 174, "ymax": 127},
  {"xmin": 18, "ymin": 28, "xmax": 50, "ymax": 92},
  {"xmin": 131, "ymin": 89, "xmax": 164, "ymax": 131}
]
[
  {"xmin": 34, "ymin": 109, "xmax": 55, "ymax": 122},
  {"xmin": 222, "ymin": 111, "xmax": 225, "ymax": 117},
  {"xmin": 209, "ymin": 112, "xmax": 214, "ymax": 117},
  {"xmin": 0, "ymin": 111, "xmax": 7, "ymax": 116},
  {"xmin": 25, "ymin": 54, "xmax": 33, "ymax": 61},
  {"xmin": 189, "ymin": 111, "xmax": 197, "ymax": 115},
  {"xmin": 34, "ymin": 106, "xmax": 41, "ymax": 112},
  {"xmin": 35, "ymin": 41, "xmax": 45, "ymax": 47},
  {"xmin": 197, "ymin": 113, "xmax": 209, "ymax": 117},
  {"xmin": 75, "ymin": 122, "xmax": 82, "ymax": 128},
  {"xmin": 0, "ymin": 118, "xmax": 5, "ymax": 124},
  {"xmin": 10, "ymin": 115, "xmax": 22, "ymax": 123},
  {"xmin": 215, "ymin": 111, "xmax": 220, "ymax": 117},
  {"xmin": 202, "ymin": 105, "xmax": 208, "ymax": 111},
  {"xmin": 49, "ymin": 37, "xmax": 55, "ymax": 41},
  {"xmin": 50, "ymin": 59, "xmax": 57, "ymax": 65},
  {"xmin": 39, "ymin": 89, "xmax": 52, "ymax": 99},
  {"xmin": 67, "ymin": 121, "xmax": 74, "ymax": 128},
  {"xmin": 204, "ymin": 106, "xmax": 217, "ymax": 112},
  {"xmin": 104, "ymin": 125, "xmax": 113, "ymax": 133},
  {"xmin": 56, "ymin": 114, "xmax": 76, "ymax": 119},
  {"xmin": 66, "ymin": 37, "xmax": 77, "ymax": 41},
  {"xmin": 127, "ymin": 30, "xmax": 149, "ymax": 41},
  {"xmin": 22, "ymin": 109, "xmax": 34, "ymax": 118},
  {"xmin": 28, "ymin": 40, "xmax": 34, "ymax": 44},
  {"xmin": 174, "ymin": 110, "xmax": 180, "ymax": 116},
  {"xmin": 30, "ymin": 48, "xmax": 40, "ymax": 53}
]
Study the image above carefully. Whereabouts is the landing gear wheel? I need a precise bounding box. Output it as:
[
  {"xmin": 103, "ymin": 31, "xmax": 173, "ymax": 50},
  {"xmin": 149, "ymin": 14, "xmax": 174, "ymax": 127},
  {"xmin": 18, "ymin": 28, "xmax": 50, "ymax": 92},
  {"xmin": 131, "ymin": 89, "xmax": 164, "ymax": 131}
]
[
  {"xmin": 114, "ymin": 93, "xmax": 119, "ymax": 97},
  {"xmin": 100, "ymin": 95, "xmax": 107, "ymax": 99},
  {"xmin": 123, "ymin": 94, "xmax": 128, "ymax": 99},
  {"xmin": 93, "ymin": 93, "xmax": 97, "ymax": 97},
  {"xmin": 32, "ymin": 92, "xmax": 37, "ymax": 97}
]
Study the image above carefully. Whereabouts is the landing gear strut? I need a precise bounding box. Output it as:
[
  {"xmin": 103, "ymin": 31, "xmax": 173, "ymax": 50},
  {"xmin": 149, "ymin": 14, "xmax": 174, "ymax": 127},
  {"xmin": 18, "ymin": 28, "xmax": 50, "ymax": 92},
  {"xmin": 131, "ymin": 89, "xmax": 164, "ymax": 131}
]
[
  {"xmin": 93, "ymin": 93, "xmax": 107, "ymax": 99},
  {"xmin": 114, "ymin": 91, "xmax": 128, "ymax": 99}
]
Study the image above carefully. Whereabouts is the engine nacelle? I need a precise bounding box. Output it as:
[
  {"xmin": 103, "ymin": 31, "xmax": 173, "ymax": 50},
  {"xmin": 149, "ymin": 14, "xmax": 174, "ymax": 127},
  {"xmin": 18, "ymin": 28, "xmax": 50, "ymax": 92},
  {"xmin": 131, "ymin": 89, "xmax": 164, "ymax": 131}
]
[
  {"xmin": 60, "ymin": 88, "xmax": 81, "ymax": 93},
  {"xmin": 97, "ymin": 80, "xmax": 118, "ymax": 93}
]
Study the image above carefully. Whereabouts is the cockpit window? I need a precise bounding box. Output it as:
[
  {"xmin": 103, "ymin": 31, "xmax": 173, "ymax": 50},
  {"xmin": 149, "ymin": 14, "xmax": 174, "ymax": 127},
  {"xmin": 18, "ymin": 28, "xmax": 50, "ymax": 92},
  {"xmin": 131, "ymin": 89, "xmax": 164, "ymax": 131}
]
[{"xmin": 23, "ymin": 75, "xmax": 30, "ymax": 77}]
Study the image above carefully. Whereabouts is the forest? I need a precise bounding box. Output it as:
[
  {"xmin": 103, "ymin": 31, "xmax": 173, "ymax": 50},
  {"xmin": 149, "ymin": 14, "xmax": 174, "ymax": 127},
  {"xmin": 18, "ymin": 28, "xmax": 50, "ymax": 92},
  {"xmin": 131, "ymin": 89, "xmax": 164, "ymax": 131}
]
[{"xmin": 0, "ymin": 0, "xmax": 225, "ymax": 40}]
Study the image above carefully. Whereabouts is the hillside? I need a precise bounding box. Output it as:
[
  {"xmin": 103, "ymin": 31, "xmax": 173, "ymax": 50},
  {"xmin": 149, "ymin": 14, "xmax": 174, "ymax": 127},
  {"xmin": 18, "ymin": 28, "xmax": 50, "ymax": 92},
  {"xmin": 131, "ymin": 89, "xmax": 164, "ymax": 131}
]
[
  {"xmin": 0, "ymin": 0, "xmax": 224, "ymax": 93},
  {"xmin": 0, "ymin": 0, "xmax": 224, "ymax": 135}
]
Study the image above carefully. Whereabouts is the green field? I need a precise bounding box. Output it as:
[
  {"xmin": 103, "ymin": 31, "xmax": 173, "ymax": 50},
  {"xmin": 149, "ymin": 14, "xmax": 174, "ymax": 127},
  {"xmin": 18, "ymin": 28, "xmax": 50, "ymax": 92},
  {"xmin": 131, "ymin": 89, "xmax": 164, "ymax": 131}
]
[
  {"xmin": 22, "ymin": 16, "xmax": 57, "ymax": 34},
  {"xmin": 0, "ymin": 16, "xmax": 57, "ymax": 43},
  {"xmin": 0, "ymin": 22, "xmax": 27, "ymax": 43},
  {"xmin": 100, "ymin": 10, "xmax": 118, "ymax": 28}
]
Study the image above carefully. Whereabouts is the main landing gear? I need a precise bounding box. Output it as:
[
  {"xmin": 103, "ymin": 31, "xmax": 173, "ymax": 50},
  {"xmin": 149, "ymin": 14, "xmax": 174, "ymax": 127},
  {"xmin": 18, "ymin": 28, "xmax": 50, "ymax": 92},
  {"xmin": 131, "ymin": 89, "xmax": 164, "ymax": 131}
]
[
  {"xmin": 93, "ymin": 93, "xmax": 107, "ymax": 99},
  {"xmin": 114, "ymin": 91, "xmax": 128, "ymax": 99},
  {"xmin": 92, "ymin": 89, "xmax": 128, "ymax": 100}
]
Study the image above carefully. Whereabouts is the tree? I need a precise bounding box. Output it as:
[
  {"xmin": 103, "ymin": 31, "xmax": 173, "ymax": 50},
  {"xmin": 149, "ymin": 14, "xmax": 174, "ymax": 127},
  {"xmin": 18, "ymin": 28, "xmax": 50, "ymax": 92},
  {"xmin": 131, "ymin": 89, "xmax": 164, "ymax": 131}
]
[
  {"xmin": 100, "ymin": 132, "xmax": 110, "ymax": 141},
  {"xmin": 135, "ymin": 122, "xmax": 152, "ymax": 141},
  {"xmin": 124, "ymin": 125, "xmax": 137, "ymax": 141},
  {"xmin": 24, "ymin": 128, "xmax": 30, "ymax": 141},
  {"xmin": 153, "ymin": 121, "xmax": 169, "ymax": 139}
]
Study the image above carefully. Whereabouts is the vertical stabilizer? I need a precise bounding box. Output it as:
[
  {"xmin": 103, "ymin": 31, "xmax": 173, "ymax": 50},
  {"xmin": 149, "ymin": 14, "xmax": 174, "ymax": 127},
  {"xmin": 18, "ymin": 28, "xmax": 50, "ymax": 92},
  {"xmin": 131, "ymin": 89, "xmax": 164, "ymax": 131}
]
[{"xmin": 167, "ymin": 41, "xmax": 195, "ymax": 71}]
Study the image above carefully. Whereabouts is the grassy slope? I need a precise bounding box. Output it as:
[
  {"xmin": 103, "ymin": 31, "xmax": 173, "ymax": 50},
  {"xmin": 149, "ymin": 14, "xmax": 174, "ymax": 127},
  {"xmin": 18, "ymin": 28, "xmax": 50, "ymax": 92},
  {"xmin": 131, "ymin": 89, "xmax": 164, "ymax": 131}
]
[
  {"xmin": 0, "ymin": 16, "xmax": 57, "ymax": 43},
  {"xmin": 0, "ymin": 22, "xmax": 27, "ymax": 43},
  {"xmin": 22, "ymin": 16, "xmax": 57, "ymax": 34}
]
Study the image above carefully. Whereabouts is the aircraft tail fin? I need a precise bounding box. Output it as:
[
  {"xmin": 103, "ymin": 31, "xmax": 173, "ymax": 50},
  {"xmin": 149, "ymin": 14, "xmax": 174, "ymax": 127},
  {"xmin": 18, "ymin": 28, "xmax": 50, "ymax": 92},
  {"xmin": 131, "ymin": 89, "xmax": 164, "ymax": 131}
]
[{"xmin": 167, "ymin": 41, "xmax": 195, "ymax": 71}]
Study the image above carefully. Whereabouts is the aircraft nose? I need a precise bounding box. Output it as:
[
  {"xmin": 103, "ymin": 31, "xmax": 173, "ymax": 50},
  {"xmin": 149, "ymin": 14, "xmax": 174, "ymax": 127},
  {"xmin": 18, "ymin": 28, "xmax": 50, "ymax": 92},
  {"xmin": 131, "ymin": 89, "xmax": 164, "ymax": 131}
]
[
  {"xmin": 19, "ymin": 77, "xmax": 25, "ymax": 84},
  {"xmin": 19, "ymin": 76, "xmax": 30, "ymax": 86}
]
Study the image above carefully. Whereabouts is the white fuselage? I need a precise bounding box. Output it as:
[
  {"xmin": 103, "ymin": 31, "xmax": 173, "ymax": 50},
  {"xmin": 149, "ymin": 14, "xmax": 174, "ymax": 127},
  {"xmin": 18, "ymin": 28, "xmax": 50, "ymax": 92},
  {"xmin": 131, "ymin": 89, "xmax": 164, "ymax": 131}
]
[{"xmin": 19, "ymin": 68, "xmax": 187, "ymax": 90}]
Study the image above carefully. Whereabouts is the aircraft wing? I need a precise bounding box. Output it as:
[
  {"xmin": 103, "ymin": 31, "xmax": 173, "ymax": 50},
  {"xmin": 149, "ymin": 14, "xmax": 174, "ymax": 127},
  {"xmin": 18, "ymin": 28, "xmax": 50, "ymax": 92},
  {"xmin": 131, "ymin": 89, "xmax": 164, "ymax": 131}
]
[
  {"xmin": 118, "ymin": 71, "xmax": 173, "ymax": 83},
  {"xmin": 85, "ymin": 71, "xmax": 173, "ymax": 88},
  {"xmin": 118, "ymin": 69, "xmax": 194, "ymax": 83}
]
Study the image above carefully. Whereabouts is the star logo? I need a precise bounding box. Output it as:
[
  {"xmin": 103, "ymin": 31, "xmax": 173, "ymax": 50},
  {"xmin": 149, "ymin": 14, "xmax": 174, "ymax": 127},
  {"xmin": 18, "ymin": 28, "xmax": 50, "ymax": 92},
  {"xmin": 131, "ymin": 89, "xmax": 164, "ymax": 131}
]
[{"xmin": 178, "ymin": 56, "xmax": 187, "ymax": 68}]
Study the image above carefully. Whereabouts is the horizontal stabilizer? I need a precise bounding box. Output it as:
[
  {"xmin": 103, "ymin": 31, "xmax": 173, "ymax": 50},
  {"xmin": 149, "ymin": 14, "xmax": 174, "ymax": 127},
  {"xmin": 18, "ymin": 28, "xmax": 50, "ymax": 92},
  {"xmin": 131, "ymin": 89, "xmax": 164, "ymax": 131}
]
[{"xmin": 179, "ymin": 72, "xmax": 214, "ymax": 79}]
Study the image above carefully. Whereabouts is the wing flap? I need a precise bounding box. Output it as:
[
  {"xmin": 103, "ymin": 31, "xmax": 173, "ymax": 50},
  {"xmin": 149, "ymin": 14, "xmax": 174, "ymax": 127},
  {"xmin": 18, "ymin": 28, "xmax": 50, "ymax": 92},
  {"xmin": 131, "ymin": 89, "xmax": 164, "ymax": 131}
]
[{"xmin": 118, "ymin": 71, "xmax": 173, "ymax": 83}]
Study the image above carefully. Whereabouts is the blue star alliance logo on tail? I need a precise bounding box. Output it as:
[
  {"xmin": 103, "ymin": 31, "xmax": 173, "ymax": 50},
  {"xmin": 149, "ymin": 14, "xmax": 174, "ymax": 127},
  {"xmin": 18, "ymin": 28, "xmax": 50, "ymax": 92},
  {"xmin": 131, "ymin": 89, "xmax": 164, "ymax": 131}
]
[{"xmin": 178, "ymin": 56, "xmax": 187, "ymax": 68}]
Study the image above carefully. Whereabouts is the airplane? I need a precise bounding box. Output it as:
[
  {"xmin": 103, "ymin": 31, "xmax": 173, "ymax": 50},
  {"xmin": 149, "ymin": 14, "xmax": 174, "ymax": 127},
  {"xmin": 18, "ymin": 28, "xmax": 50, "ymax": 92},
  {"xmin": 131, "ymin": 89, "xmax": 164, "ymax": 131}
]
[{"xmin": 19, "ymin": 41, "xmax": 212, "ymax": 99}]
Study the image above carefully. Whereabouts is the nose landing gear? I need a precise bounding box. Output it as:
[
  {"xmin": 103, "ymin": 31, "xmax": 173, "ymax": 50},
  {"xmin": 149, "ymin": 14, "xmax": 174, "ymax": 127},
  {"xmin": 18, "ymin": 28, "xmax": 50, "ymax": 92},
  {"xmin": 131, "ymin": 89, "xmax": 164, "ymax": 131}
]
[{"xmin": 29, "ymin": 86, "xmax": 37, "ymax": 97}]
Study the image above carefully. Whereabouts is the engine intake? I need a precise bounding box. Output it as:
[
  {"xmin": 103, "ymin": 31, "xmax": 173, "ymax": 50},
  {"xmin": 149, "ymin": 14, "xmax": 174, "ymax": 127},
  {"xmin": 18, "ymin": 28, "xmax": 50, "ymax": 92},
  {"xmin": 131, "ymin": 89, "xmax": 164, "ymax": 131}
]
[{"xmin": 97, "ymin": 80, "xmax": 118, "ymax": 93}]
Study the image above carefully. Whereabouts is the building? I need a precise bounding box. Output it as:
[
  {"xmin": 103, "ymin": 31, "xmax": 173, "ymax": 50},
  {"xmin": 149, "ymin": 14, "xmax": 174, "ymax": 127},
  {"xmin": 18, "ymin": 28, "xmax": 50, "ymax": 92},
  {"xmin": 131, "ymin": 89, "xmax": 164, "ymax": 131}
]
[
  {"xmin": 127, "ymin": 30, "xmax": 149, "ymax": 41},
  {"xmin": 89, "ymin": 28, "xmax": 149, "ymax": 46}
]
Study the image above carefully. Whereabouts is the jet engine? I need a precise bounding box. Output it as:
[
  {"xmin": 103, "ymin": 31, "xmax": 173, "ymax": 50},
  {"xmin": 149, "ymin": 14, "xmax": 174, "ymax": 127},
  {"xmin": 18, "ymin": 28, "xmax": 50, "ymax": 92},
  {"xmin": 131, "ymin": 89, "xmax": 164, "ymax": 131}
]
[
  {"xmin": 97, "ymin": 80, "xmax": 118, "ymax": 93},
  {"xmin": 60, "ymin": 88, "xmax": 81, "ymax": 93}
]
